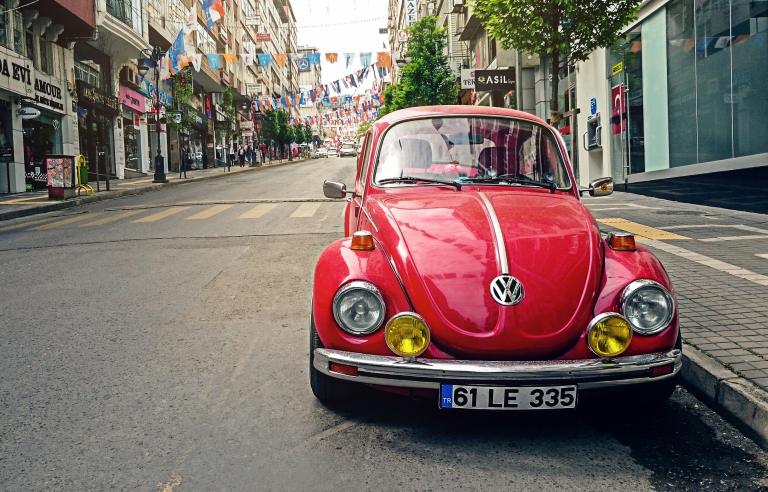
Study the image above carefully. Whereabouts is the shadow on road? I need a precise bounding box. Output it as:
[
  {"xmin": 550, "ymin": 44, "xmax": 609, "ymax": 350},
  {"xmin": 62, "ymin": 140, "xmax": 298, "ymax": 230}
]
[{"xmin": 320, "ymin": 386, "xmax": 768, "ymax": 491}]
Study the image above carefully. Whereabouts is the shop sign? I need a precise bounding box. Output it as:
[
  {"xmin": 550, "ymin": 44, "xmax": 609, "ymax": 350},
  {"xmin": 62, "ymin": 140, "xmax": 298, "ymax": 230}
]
[
  {"xmin": 405, "ymin": 0, "xmax": 418, "ymax": 26},
  {"xmin": 590, "ymin": 97, "xmax": 597, "ymax": 116},
  {"xmin": 119, "ymin": 84, "xmax": 146, "ymax": 113},
  {"xmin": 33, "ymin": 76, "xmax": 65, "ymax": 113},
  {"xmin": 240, "ymin": 120, "xmax": 254, "ymax": 130},
  {"xmin": 0, "ymin": 53, "xmax": 33, "ymax": 96},
  {"xmin": 241, "ymin": 131, "xmax": 253, "ymax": 137},
  {"xmin": 474, "ymin": 69, "xmax": 515, "ymax": 92},
  {"xmin": 245, "ymin": 15, "xmax": 260, "ymax": 26},
  {"xmin": 76, "ymin": 81, "xmax": 120, "ymax": 116},
  {"xmin": 17, "ymin": 106, "xmax": 41, "ymax": 119},
  {"xmin": 255, "ymin": 33, "xmax": 271, "ymax": 42},
  {"xmin": 461, "ymin": 68, "xmax": 475, "ymax": 89},
  {"xmin": 611, "ymin": 61, "xmax": 623, "ymax": 76}
]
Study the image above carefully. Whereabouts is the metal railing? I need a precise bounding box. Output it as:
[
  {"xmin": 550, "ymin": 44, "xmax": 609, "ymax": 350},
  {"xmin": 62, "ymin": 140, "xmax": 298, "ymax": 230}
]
[{"xmin": 106, "ymin": 0, "xmax": 133, "ymax": 26}]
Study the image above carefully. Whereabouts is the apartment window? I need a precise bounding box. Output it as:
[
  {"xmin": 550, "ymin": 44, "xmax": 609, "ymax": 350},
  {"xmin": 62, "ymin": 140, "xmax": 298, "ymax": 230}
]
[
  {"xmin": 75, "ymin": 61, "xmax": 104, "ymax": 89},
  {"xmin": 40, "ymin": 39, "xmax": 53, "ymax": 74},
  {"xmin": 0, "ymin": 2, "xmax": 7, "ymax": 47},
  {"xmin": 12, "ymin": 11, "xmax": 23, "ymax": 55},
  {"xmin": 25, "ymin": 29, "xmax": 34, "ymax": 62}
]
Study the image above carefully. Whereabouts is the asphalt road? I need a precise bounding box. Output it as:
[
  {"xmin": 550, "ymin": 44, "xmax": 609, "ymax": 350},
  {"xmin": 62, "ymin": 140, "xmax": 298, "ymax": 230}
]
[{"xmin": 1, "ymin": 157, "xmax": 767, "ymax": 491}]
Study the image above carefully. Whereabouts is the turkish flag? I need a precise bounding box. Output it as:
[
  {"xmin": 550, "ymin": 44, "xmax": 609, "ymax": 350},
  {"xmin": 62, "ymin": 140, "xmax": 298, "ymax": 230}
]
[{"xmin": 611, "ymin": 85, "xmax": 627, "ymax": 135}]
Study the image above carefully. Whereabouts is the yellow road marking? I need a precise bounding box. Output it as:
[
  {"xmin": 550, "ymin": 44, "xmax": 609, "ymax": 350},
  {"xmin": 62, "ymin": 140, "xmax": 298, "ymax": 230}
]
[
  {"xmin": 597, "ymin": 218, "xmax": 690, "ymax": 240},
  {"xmin": 79, "ymin": 210, "xmax": 142, "ymax": 227},
  {"xmin": 186, "ymin": 204, "xmax": 234, "ymax": 220},
  {"xmin": 238, "ymin": 203, "xmax": 276, "ymax": 219},
  {"xmin": 33, "ymin": 214, "xmax": 94, "ymax": 230},
  {"xmin": 290, "ymin": 203, "xmax": 320, "ymax": 218},
  {"xmin": 133, "ymin": 206, "xmax": 189, "ymax": 223}
]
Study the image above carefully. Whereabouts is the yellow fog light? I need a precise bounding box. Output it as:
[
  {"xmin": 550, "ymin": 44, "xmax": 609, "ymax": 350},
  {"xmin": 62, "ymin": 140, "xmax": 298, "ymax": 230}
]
[
  {"xmin": 385, "ymin": 313, "xmax": 430, "ymax": 358},
  {"xmin": 587, "ymin": 313, "xmax": 632, "ymax": 357}
]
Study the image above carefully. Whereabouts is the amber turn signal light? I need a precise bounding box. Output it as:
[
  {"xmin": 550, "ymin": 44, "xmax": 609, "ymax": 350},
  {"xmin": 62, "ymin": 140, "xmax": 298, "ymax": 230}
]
[
  {"xmin": 608, "ymin": 232, "xmax": 636, "ymax": 251},
  {"xmin": 350, "ymin": 230, "xmax": 375, "ymax": 251}
]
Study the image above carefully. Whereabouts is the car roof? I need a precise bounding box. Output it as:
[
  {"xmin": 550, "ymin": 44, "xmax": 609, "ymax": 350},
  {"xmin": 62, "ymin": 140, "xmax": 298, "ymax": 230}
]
[{"xmin": 376, "ymin": 105, "xmax": 548, "ymax": 127}]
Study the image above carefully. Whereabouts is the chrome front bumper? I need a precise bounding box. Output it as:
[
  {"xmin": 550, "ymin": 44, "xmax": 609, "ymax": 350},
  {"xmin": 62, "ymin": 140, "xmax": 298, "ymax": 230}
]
[{"xmin": 313, "ymin": 349, "xmax": 682, "ymax": 390}]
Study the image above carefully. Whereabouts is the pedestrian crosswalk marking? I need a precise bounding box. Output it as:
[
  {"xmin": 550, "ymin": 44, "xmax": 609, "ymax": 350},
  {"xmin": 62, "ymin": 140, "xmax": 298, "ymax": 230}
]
[
  {"xmin": 597, "ymin": 218, "xmax": 690, "ymax": 240},
  {"xmin": 133, "ymin": 206, "xmax": 189, "ymax": 223},
  {"xmin": 80, "ymin": 210, "xmax": 142, "ymax": 227},
  {"xmin": 186, "ymin": 204, "xmax": 234, "ymax": 220},
  {"xmin": 239, "ymin": 204, "xmax": 276, "ymax": 219},
  {"xmin": 33, "ymin": 213, "xmax": 94, "ymax": 230},
  {"xmin": 290, "ymin": 203, "xmax": 320, "ymax": 218},
  {"xmin": 0, "ymin": 216, "xmax": 61, "ymax": 232}
]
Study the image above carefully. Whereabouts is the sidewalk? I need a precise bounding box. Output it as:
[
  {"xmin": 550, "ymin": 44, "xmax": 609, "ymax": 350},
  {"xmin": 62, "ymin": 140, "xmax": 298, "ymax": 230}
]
[
  {"xmin": 586, "ymin": 191, "xmax": 768, "ymax": 447},
  {"xmin": 0, "ymin": 158, "xmax": 305, "ymax": 222}
]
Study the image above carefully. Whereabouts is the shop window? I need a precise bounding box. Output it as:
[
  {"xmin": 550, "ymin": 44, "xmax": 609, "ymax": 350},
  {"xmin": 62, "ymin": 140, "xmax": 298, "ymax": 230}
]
[
  {"xmin": 731, "ymin": 0, "xmax": 768, "ymax": 157},
  {"xmin": 667, "ymin": 0, "xmax": 698, "ymax": 167}
]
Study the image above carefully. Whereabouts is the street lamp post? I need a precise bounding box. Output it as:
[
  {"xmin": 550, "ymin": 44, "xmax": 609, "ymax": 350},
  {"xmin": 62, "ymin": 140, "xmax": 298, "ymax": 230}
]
[{"xmin": 138, "ymin": 46, "xmax": 168, "ymax": 183}]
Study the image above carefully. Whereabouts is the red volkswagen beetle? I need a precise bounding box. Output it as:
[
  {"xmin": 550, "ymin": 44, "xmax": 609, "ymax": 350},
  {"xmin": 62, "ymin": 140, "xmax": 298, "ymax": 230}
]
[{"xmin": 311, "ymin": 106, "xmax": 681, "ymax": 410}]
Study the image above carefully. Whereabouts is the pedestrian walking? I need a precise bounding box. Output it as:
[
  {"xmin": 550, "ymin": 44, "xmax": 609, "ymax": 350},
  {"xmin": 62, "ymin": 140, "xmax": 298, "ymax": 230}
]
[
  {"xmin": 229, "ymin": 144, "xmax": 236, "ymax": 168},
  {"xmin": 238, "ymin": 146, "xmax": 245, "ymax": 167}
]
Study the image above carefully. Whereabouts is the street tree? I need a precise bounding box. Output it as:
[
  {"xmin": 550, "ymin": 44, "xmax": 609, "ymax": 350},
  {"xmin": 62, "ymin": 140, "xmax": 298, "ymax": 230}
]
[
  {"xmin": 379, "ymin": 16, "xmax": 458, "ymax": 116},
  {"xmin": 473, "ymin": 0, "xmax": 640, "ymax": 123},
  {"xmin": 167, "ymin": 68, "xmax": 195, "ymax": 170},
  {"xmin": 222, "ymin": 86, "xmax": 240, "ymax": 147}
]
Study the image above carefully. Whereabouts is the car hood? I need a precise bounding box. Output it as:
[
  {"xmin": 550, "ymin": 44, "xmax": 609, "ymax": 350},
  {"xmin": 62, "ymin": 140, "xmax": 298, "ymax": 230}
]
[{"xmin": 366, "ymin": 190, "xmax": 603, "ymax": 359}]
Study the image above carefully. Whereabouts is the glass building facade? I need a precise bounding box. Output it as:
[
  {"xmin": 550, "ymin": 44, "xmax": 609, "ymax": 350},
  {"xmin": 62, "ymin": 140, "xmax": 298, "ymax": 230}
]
[{"xmin": 608, "ymin": 0, "xmax": 767, "ymax": 177}]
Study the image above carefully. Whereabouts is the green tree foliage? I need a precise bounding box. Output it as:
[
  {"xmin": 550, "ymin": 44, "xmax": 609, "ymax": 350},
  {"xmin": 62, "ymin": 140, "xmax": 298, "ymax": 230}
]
[
  {"xmin": 167, "ymin": 68, "xmax": 194, "ymax": 133},
  {"xmin": 473, "ymin": 0, "xmax": 640, "ymax": 123},
  {"xmin": 303, "ymin": 124, "xmax": 313, "ymax": 144},
  {"xmin": 356, "ymin": 121, "xmax": 372, "ymax": 139},
  {"xmin": 379, "ymin": 16, "xmax": 458, "ymax": 116},
  {"xmin": 222, "ymin": 86, "xmax": 239, "ymax": 140}
]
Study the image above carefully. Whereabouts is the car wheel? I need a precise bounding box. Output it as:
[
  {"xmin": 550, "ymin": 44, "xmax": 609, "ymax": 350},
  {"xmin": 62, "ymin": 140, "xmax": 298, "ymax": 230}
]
[{"xmin": 309, "ymin": 315, "xmax": 356, "ymax": 405}]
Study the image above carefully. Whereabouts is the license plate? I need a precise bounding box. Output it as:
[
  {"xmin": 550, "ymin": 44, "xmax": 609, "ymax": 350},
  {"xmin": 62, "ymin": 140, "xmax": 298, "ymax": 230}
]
[{"xmin": 439, "ymin": 384, "xmax": 577, "ymax": 410}]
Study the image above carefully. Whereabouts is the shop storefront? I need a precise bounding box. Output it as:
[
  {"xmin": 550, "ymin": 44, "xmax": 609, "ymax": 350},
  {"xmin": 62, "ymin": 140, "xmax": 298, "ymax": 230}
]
[
  {"xmin": 0, "ymin": 49, "xmax": 72, "ymax": 193},
  {"xmin": 142, "ymin": 78, "xmax": 172, "ymax": 173},
  {"xmin": 185, "ymin": 111, "xmax": 209, "ymax": 170},
  {"xmin": 576, "ymin": 0, "xmax": 768, "ymax": 188},
  {"xmin": 76, "ymin": 80, "xmax": 120, "ymax": 180},
  {"xmin": 119, "ymin": 84, "xmax": 146, "ymax": 172}
]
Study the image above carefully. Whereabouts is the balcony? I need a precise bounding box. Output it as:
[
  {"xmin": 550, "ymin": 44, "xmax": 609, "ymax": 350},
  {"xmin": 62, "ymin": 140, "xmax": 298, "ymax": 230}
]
[{"xmin": 106, "ymin": 0, "xmax": 134, "ymax": 29}]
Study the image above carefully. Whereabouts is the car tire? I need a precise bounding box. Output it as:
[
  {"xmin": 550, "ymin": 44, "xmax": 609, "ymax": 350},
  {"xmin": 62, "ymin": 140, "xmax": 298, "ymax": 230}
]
[{"xmin": 309, "ymin": 315, "xmax": 356, "ymax": 405}]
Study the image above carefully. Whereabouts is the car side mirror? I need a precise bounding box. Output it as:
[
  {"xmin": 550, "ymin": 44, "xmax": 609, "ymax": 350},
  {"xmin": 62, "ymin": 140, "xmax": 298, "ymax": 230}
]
[
  {"xmin": 323, "ymin": 180, "xmax": 349, "ymax": 199},
  {"xmin": 584, "ymin": 177, "xmax": 614, "ymax": 197}
]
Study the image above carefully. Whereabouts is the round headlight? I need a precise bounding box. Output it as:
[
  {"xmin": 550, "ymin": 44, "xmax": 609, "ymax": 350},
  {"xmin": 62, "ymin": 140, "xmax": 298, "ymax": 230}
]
[
  {"xmin": 621, "ymin": 280, "xmax": 674, "ymax": 335},
  {"xmin": 332, "ymin": 281, "xmax": 386, "ymax": 335},
  {"xmin": 587, "ymin": 313, "xmax": 632, "ymax": 357},
  {"xmin": 384, "ymin": 313, "xmax": 430, "ymax": 358}
]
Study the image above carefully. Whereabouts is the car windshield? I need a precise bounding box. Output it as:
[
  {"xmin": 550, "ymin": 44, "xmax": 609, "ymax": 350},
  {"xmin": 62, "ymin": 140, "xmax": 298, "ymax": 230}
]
[{"xmin": 374, "ymin": 117, "xmax": 571, "ymax": 189}]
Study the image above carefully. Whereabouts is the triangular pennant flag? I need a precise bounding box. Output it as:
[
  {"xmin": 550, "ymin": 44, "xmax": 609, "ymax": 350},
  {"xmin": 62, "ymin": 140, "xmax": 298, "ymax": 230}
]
[
  {"xmin": 191, "ymin": 53, "xmax": 202, "ymax": 72},
  {"xmin": 308, "ymin": 52, "xmax": 321, "ymax": 65},
  {"xmin": 223, "ymin": 52, "xmax": 237, "ymax": 64},
  {"xmin": 325, "ymin": 53, "xmax": 338, "ymax": 63},
  {"xmin": 359, "ymin": 52, "xmax": 372, "ymax": 67},
  {"xmin": 257, "ymin": 53, "xmax": 272, "ymax": 66},
  {"xmin": 376, "ymin": 52, "xmax": 392, "ymax": 69},
  {"xmin": 203, "ymin": 0, "xmax": 225, "ymax": 29},
  {"xmin": 206, "ymin": 54, "xmax": 222, "ymax": 70},
  {"xmin": 275, "ymin": 53, "xmax": 287, "ymax": 66},
  {"xmin": 343, "ymin": 53, "xmax": 355, "ymax": 68}
]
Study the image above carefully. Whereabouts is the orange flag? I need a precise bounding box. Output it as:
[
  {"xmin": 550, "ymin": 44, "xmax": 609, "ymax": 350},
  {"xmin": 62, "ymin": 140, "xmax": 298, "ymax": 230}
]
[
  {"xmin": 275, "ymin": 53, "xmax": 287, "ymax": 66},
  {"xmin": 325, "ymin": 53, "xmax": 338, "ymax": 63},
  {"xmin": 223, "ymin": 52, "xmax": 237, "ymax": 64},
  {"xmin": 376, "ymin": 52, "xmax": 392, "ymax": 69}
]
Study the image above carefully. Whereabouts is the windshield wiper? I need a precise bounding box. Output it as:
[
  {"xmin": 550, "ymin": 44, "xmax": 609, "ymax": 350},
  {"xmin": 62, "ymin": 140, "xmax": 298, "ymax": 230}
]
[
  {"xmin": 378, "ymin": 176, "xmax": 462, "ymax": 190},
  {"xmin": 459, "ymin": 174, "xmax": 557, "ymax": 192}
]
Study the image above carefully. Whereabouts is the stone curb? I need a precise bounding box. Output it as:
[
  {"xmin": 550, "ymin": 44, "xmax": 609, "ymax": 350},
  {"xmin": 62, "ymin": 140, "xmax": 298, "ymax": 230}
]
[
  {"xmin": 0, "ymin": 158, "xmax": 306, "ymax": 222},
  {"xmin": 681, "ymin": 342, "xmax": 768, "ymax": 449}
]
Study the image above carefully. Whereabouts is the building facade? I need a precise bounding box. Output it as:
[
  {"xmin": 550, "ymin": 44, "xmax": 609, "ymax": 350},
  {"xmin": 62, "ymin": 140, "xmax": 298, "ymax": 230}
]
[
  {"xmin": 297, "ymin": 45, "xmax": 321, "ymax": 139},
  {"xmin": 575, "ymin": 0, "xmax": 767, "ymax": 192},
  {"xmin": 0, "ymin": 0, "xmax": 94, "ymax": 193}
]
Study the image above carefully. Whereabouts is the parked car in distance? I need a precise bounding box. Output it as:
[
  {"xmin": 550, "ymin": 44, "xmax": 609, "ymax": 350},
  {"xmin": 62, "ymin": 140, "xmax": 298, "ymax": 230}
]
[
  {"xmin": 339, "ymin": 142, "xmax": 358, "ymax": 157},
  {"xmin": 327, "ymin": 147, "xmax": 338, "ymax": 157},
  {"xmin": 316, "ymin": 148, "xmax": 328, "ymax": 158},
  {"xmin": 311, "ymin": 105, "xmax": 681, "ymax": 411}
]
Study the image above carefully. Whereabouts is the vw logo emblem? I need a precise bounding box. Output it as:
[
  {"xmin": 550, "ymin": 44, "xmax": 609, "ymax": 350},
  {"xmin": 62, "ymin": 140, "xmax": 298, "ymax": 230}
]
[{"xmin": 490, "ymin": 275, "xmax": 524, "ymax": 306}]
